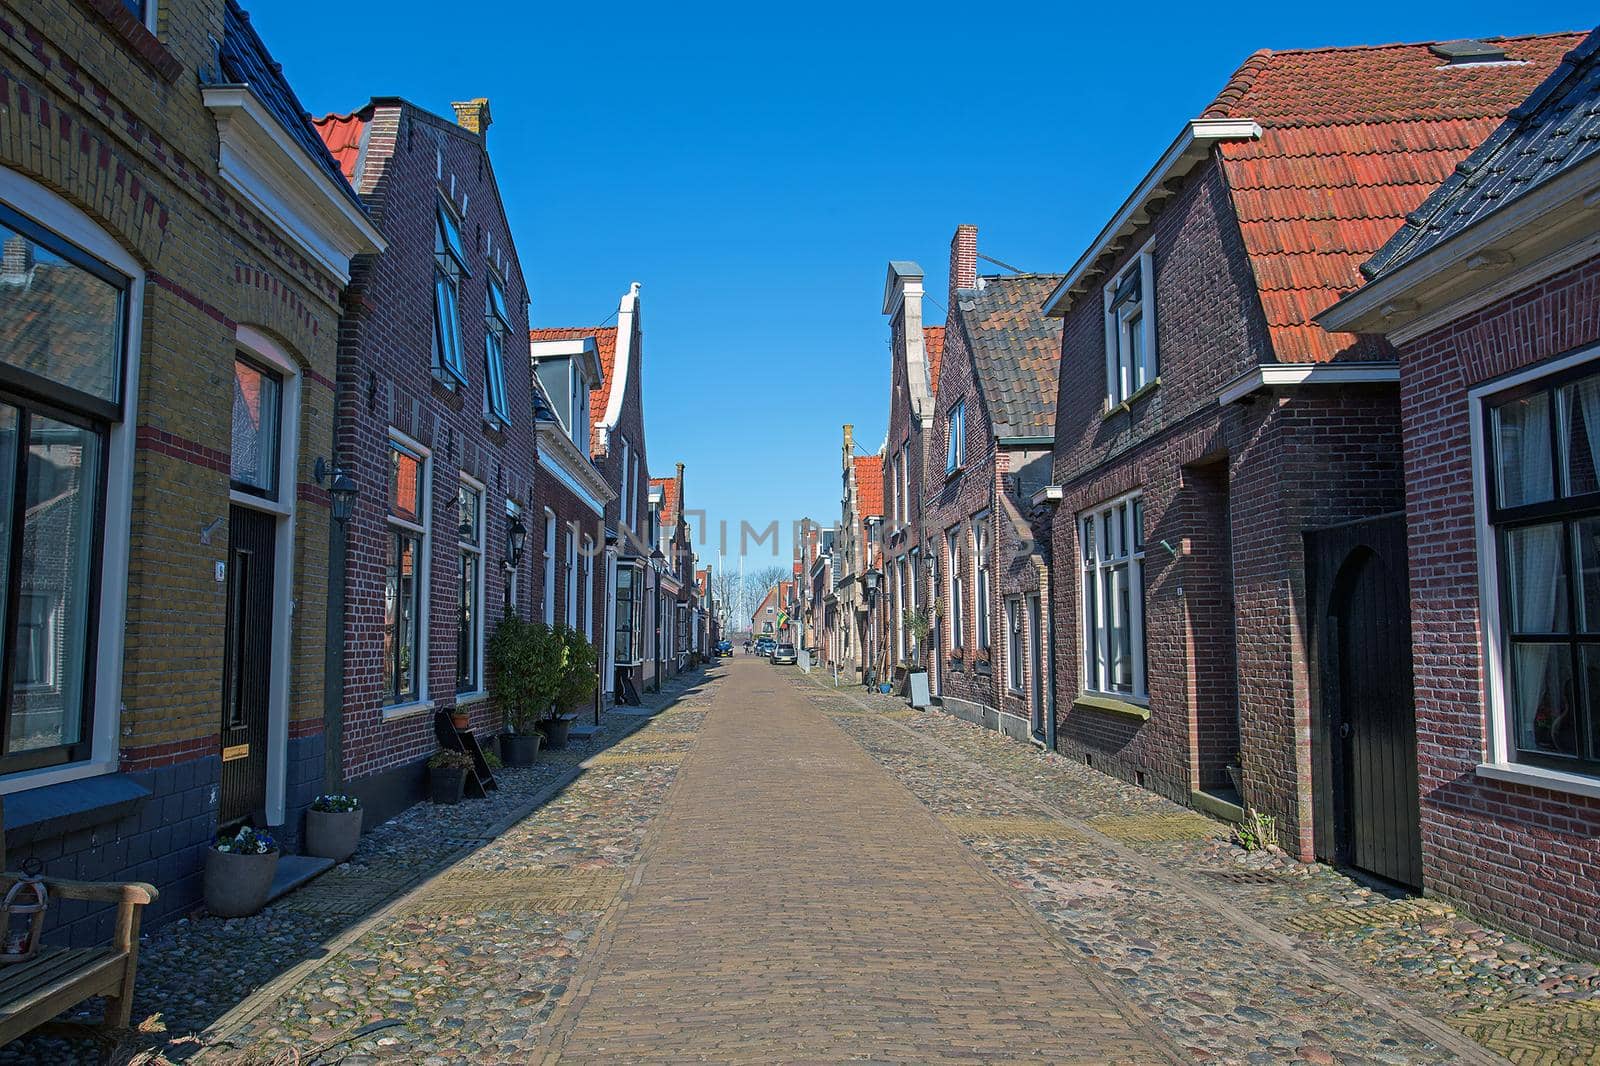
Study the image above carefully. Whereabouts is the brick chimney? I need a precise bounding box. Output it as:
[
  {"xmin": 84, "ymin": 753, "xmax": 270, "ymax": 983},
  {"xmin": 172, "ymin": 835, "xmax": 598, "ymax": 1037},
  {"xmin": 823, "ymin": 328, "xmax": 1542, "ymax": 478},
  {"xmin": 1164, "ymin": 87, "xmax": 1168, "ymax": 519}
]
[
  {"xmin": 2, "ymin": 235, "xmax": 32, "ymax": 279},
  {"xmin": 451, "ymin": 98, "xmax": 492, "ymax": 137},
  {"xmin": 949, "ymin": 224, "xmax": 978, "ymax": 303}
]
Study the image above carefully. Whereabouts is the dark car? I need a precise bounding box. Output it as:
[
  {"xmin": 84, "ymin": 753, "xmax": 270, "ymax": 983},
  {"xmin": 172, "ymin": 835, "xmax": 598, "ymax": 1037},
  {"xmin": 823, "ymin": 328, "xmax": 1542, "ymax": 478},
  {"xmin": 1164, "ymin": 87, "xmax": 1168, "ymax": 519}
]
[
  {"xmin": 754, "ymin": 637, "xmax": 775, "ymax": 657},
  {"xmin": 771, "ymin": 642, "xmax": 797, "ymax": 665},
  {"xmin": 716, "ymin": 639, "xmax": 733, "ymax": 657}
]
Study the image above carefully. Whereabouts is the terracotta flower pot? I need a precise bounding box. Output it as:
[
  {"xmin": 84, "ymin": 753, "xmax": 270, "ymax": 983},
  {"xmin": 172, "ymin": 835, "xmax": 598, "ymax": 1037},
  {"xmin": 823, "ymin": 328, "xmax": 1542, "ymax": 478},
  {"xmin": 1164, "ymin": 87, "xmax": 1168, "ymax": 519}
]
[
  {"xmin": 450, "ymin": 710, "xmax": 471, "ymax": 731},
  {"xmin": 204, "ymin": 848, "xmax": 278, "ymax": 918},
  {"xmin": 305, "ymin": 807, "xmax": 363, "ymax": 862}
]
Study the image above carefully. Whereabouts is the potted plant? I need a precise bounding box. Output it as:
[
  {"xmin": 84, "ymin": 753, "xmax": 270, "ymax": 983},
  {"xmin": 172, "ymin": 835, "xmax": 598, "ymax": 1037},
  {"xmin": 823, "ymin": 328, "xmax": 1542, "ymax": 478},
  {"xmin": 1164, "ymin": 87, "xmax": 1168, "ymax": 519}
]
[
  {"xmin": 450, "ymin": 706, "xmax": 471, "ymax": 731},
  {"xmin": 204, "ymin": 825, "xmax": 278, "ymax": 918},
  {"xmin": 488, "ymin": 616, "xmax": 559, "ymax": 766},
  {"xmin": 304, "ymin": 793, "xmax": 362, "ymax": 863},
  {"xmin": 542, "ymin": 626, "xmax": 598, "ymax": 750},
  {"xmin": 428, "ymin": 749, "xmax": 474, "ymax": 804}
]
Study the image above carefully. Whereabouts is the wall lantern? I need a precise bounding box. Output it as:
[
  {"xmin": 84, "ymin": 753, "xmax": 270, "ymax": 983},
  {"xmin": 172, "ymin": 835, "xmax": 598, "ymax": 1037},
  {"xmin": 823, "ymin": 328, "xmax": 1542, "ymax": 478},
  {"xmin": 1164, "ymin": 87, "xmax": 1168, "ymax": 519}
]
[
  {"xmin": 505, "ymin": 510, "xmax": 528, "ymax": 570},
  {"xmin": 314, "ymin": 457, "xmax": 358, "ymax": 524}
]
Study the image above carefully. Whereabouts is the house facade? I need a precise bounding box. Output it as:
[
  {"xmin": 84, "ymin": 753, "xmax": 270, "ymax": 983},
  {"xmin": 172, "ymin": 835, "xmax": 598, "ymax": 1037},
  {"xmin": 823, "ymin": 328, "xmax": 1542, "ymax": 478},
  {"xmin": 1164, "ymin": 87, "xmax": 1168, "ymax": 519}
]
[
  {"xmin": 0, "ymin": 0, "xmax": 381, "ymax": 933},
  {"xmin": 1042, "ymin": 34, "xmax": 1579, "ymax": 882},
  {"xmin": 920, "ymin": 226, "xmax": 1062, "ymax": 742},
  {"xmin": 314, "ymin": 95, "xmax": 536, "ymax": 823},
  {"xmin": 1321, "ymin": 28, "xmax": 1600, "ymax": 956},
  {"xmin": 648, "ymin": 463, "xmax": 696, "ymax": 677}
]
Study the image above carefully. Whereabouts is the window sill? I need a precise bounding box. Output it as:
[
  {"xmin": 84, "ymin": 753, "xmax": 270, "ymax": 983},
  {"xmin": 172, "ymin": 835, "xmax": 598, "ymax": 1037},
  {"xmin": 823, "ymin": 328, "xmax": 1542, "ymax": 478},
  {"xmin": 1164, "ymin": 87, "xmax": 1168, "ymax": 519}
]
[
  {"xmin": 1073, "ymin": 693, "xmax": 1151, "ymax": 722},
  {"xmin": 454, "ymin": 691, "xmax": 490, "ymax": 708},
  {"xmin": 80, "ymin": 0, "xmax": 181, "ymax": 82},
  {"xmin": 431, "ymin": 368, "xmax": 465, "ymax": 392},
  {"xmin": 381, "ymin": 699, "xmax": 435, "ymax": 722},
  {"xmin": 1476, "ymin": 761, "xmax": 1600, "ymax": 801},
  {"xmin": 1101, "ymin": 377, "xmax": 1161, "ymax": 420},
  {"xmin": 2, "ymin": 772, "xmax": 151, "ymax": 848}
]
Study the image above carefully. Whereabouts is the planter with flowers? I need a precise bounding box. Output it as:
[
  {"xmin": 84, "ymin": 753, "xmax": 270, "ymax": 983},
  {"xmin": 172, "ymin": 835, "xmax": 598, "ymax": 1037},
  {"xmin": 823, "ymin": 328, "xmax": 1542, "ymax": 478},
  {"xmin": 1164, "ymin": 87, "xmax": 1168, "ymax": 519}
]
[
  {"xmin": 304, "ymin": 793, "xmax": 362, "ymax": 862},
  {"xmin": 428, "ymin": 749, "xmax": 474, "ymax": 804},
  {"xmin": 204, "ymin": 826, "xmax": 278, "ymax": 918}
]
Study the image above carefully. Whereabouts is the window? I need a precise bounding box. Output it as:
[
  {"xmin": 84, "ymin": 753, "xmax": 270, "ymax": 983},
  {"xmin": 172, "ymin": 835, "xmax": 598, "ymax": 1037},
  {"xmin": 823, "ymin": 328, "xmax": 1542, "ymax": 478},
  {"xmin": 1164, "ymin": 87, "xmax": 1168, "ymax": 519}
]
[
  {"xmin": 0, "ymin": 202, "xmax": 129, "ymax": 773},
  {"xmin": 564, "ymin": 527, "xmax": 578, "ymax": 628},
  {"xmin": 432, "ymin": 198, "xmax": 468, "ymax": 385},
  {"xmin": 385, "ymin": 442, "xmax": 428, "ymax": 705},
  {"xmin": 542, "ymin": 508, "xmax": 557, "ymax": 626},
  {"xmin": 230, "ymin": 356, "xmax": 281, "ymax": 496},
  {"xmin": 947, "ymin": 526, "xmax": 965, "ymax": 650},
  {"xmin": 946, "ymin": 400, "xmax": 966, "ymax": 473},
  {"xmin": 1007, "ymin": 599, "xmax": 1024, "ymax": 692},
  {"xmin": 614, "ymin": 563, "xmax": 643, "ymax": 664},
  {"xmin": 582, "ymin": 535, "xmax": 594, "ymax": 641},
  {"xmin": 456, "ymin": 481, "xmax": 483, "ymax": 693},
  {"xmin": 618, "ymin": 438, "xmax": 632, "ymax": 532},
  {"xmin": 1080, "ymin": 492, "xmax": 1146, "ymax": 698},
  {"xmin": 974, "ymin": 513, "xmax": 991, "ymax": 651},
  {"xmin": 482, "ymin": 273, "xmax": 513, "ymax": 426},
  {"xmin": 504, "ymin": 499, "xmax": 523, "ymax": 614},
  {"xmin": 1104, "ymin": 247, "xmax": 1157, "ymax": 406},
  {"xmin": 1485, "ymin": 362, "xmax": 1600, "ymax": 776},
  {"xmin": 571, "ymin": 368, "xmax": 589, "ymax": 453}
]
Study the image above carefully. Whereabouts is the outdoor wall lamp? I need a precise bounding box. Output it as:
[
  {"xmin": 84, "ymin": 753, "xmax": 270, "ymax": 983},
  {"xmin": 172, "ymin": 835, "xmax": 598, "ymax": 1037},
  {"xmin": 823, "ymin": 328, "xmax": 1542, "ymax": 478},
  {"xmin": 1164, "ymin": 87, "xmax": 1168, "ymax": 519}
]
[
  {"xmin": 313, "ymin": 457, "xmax": 358, "ymax": 524},
  {"xmin": 505, "ymin": 511, "xmax": 528, "ymax": 569}
]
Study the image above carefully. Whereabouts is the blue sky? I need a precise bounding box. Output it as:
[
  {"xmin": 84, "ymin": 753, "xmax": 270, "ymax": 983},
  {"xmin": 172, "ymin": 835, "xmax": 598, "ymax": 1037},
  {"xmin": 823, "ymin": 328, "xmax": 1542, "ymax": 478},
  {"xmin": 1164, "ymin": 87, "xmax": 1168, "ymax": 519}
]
[{"xmin": 254, "ymin": 1, "xmax": 1594, "ymax": 572}]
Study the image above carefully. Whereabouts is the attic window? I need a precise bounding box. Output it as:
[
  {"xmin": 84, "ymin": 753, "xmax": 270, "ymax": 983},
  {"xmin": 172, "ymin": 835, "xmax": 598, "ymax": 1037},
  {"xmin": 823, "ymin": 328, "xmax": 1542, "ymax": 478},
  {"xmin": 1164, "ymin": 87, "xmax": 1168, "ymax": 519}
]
[{"xmin": 1429, "ymin": 40, "xmax": 1510, "ymax": 66}]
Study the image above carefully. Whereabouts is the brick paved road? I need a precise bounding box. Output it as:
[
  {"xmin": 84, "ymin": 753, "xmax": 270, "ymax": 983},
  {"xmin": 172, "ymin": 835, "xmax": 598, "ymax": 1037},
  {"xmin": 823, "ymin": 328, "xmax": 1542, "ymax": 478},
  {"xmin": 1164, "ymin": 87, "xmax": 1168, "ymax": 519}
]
[{"xmin": 542, "ymin": 658, "xmax": 1174, "ymax": 1063}]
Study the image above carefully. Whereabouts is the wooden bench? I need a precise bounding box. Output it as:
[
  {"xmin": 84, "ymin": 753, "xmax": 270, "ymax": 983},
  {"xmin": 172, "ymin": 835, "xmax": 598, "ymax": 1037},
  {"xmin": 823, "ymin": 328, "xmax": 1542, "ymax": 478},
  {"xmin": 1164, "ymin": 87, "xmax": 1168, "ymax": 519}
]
[{"xmin": 0, "ymin": 873, "xmax": 158, "ymax": 1043}]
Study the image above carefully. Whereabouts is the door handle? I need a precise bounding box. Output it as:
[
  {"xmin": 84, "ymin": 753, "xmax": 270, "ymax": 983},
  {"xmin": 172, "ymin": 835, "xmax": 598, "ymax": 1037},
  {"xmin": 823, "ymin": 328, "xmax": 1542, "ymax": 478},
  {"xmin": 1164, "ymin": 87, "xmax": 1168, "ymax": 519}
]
[{"xmin": 1339, "ymin": 723, "xmax": 1352, "ymax": 739}]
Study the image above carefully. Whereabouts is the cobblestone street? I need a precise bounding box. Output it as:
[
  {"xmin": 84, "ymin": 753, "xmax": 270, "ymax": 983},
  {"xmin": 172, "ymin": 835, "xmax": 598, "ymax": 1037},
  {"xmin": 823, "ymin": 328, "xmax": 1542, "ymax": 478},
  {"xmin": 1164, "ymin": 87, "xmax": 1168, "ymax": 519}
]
[{"xmin": 32, "ymin": 657, "xmax": 1599, "ymax": 1064}]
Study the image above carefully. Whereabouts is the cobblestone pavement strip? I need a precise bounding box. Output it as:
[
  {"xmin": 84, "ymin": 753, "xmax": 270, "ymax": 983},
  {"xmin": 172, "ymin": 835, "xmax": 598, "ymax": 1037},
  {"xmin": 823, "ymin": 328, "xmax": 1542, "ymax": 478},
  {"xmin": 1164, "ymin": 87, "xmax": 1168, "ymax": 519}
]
[
  {"xmin": 542, "ymin": 658, "xmax": 1177, "ymax": 1064},
  {"xmin": 796, "ymin": 671, "xmax": 1600, "ymax": 1066},
  {"xmin": 0, "ymin": 670, "xmax": 715, "ymax": 1065}
]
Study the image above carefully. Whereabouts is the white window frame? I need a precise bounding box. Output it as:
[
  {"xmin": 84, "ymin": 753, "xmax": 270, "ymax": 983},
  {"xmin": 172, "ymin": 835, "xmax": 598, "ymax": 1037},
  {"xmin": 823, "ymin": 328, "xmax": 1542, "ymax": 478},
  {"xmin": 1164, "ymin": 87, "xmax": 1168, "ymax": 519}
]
[
  {"xmin": 0, "ymin": 172, "xmax": 144, "ymax": 795},
  {"xmin": 384, "ymin": 430, "xmax": 432, "ymax": 716},
  {"xmin": 1006, "ymin": 598, "xmax": 1025, "ymax": 693},
  {"xmin": 583, "ymin": 534, "xmax": 595, "ymax": 641},
  {"xmin": 432, "ymin": 197, "xmax": 469, "ymax": 386},
  {"xmin": 504, "ymin": 498, "xmax": 523, "ymax": 615},
  {"xmin": 946, "ymin": 399, "xmax": 966, "ymax": 473},
  {"xmin": 564, "ymin": 525, "xmax": 578, "ymax": 628},
  {"xmin": 482, "ymin": 272, "xmax": 513, "ymax": 427},
  {"xmin": 542, "ymin": 507, "xmax": 557, "ymax": 626},
  {"xmin": 974, "ymin": 512, "xmax": 992, "ymax": 652},
  {"xmin": 1079, "ymin": 489, "xmax": 1147, "ymax": 700},
  {"xmin": 619, "ymin": 437, "xmax": 632, "ymax": 531},
  {"xmin": 1103, "ymin": 242, "xmax": 1157, "ymax": 408},
  {"xmin": 455, "ymin": 475, "xmax": 486, "ymax": 696},
  {"xmin": 1471, "ymin": 343, "xmax": 1600, "ymax": 799},
  {"xmin": 947, "ymin": 526, "xmax": 965, "ymax": 650}
]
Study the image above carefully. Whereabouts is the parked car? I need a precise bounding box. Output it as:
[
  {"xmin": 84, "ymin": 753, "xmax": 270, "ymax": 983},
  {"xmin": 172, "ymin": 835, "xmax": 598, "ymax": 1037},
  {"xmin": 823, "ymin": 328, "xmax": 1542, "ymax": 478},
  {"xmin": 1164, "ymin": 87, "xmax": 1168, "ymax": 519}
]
[
  {"xmin": 716, "ymin": 639, "xmax": 733, "ymax": 657},
  {"xmin": 771, "ymin": 642, "xmax": 797, "ymax": 665},
  {"xmin": 754, "ymin": 637, "xmax": 775, "ymax": 657}
]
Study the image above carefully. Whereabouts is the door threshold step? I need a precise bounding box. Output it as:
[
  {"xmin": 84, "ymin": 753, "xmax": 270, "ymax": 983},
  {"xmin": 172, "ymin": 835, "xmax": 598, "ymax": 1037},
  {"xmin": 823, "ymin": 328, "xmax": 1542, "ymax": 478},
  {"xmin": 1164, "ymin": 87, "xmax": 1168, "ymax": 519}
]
[
  {"xmin": 1190, "ymin": 789, "xmax": 1246, "ymax": 824},
  {"xmin": 267, "ymin": 854, "xmax": 335, "ymax": 906},
  {"xmin": 569, "ymin": 723, "xmax": 600, "ymax": 741}
]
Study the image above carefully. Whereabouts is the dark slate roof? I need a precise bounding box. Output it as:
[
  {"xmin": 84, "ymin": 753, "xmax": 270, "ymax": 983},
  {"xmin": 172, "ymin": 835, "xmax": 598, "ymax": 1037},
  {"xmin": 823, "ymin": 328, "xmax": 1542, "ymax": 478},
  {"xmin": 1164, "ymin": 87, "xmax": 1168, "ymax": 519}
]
[
  {"xmin": 1363, "ymin": 28, "xmax": 1600, "ymax": 280},
  {"xmin": 956, "ymin": 274, "xmax": 1064, "ymax": 439},
  {"xmin": 214, "ymin": 1, "xmax": 364, "ymax": 211}
]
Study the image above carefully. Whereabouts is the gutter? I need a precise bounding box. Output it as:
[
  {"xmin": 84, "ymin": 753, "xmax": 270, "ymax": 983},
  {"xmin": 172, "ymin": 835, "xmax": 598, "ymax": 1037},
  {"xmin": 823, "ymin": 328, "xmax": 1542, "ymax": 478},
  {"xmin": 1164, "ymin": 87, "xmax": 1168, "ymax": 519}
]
[
  {"xmin": 1215, "ymin": 363, "xmax": 1399, "ymax": 406},
  {"xmin": 1044, "ymin": 118, "xmax": 1260, "ymax": 317}
]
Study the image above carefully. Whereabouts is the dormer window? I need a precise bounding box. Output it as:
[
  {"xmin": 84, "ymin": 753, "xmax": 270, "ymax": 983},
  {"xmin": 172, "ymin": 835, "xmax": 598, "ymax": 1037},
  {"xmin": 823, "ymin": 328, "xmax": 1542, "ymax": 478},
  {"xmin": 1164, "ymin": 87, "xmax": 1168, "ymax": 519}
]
[
  {"xmin": 946, "ymin": 399, "xmax": 966, "ymax": 473},
  {"xmin": 482, "ymin": 272, "xmax": 512, "ymax": 426},
  {"xmin": 1104, "ymin": 244, "xmax": 1157, "ymax": 407},
  {"xmin": 433, "ymin": 198, "xmax": 469, "ymax": 385}
]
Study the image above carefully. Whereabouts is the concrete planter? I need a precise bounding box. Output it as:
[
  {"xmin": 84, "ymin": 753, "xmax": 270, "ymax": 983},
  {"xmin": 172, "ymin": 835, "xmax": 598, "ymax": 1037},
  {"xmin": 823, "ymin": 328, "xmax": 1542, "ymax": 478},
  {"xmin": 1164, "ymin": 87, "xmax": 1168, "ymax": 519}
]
[
  {"xmin": 304, "ymin": 808, "xmax": 363, "ymax": 863},
  {"xmin": 503, "ymin": 732, "xmax": 542, "ymax": 767},
  {"xmin": 203, "ymin": 848, "xmax": 278, "ymax": 918}
]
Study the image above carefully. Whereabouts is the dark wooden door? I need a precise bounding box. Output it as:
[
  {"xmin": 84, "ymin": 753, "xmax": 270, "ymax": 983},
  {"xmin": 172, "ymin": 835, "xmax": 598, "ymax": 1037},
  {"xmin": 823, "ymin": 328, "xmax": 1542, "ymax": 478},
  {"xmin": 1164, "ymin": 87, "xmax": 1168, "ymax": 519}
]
[
  {"xmin": 1028, "ymin": 596, "xmax": 1045, "ymax": 738},
  {"xmin": 220, "ymin": 505, "xmax": 275, "ymax": 826},
  {"xmin": 1311, "ymin": 517, "xmax": 1422, "ymax": 889}
]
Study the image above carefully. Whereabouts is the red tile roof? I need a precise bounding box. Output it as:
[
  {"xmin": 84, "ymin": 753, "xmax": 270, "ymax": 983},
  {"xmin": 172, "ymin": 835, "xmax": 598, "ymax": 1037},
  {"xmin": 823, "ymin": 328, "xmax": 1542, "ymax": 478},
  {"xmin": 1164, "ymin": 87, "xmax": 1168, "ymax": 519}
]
[
  {"xmin": 313, "ymin": 111, "xmax": 366, "ymax": 183},
  {"xmin": 649, "ymin": 475, "xmax": 679, "ymax": 528},
  {"xmin": 1203, "ymin": 34, "xmax": 1582, "ymax": 361},
  {"xmin": 924, "ymin": 326, "xmax": 947, "ymax": 392},
  {"xmin": 529, "ymin": 327, "xmax": 619, "ymax": 451},
  {"xmin": 853, "ymin": 455, "xmax": 885, "ymax": 518}
]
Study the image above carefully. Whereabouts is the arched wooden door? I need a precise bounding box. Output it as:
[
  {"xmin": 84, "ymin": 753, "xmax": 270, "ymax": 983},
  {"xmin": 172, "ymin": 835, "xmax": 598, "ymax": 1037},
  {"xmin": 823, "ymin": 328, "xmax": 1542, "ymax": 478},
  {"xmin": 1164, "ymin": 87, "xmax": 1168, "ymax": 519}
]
[{"xmin": 1318, "ymin": 529, "xmax": 1422, "ymax": 889}]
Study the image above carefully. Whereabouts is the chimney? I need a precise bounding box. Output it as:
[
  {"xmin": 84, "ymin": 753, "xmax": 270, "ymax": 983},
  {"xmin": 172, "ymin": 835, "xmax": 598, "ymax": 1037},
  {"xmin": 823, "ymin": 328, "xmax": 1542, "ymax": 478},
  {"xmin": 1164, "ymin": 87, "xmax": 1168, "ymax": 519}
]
[
  {"xmin": 451, "ymin": 98, "xmax": 493, "ymax": 137},
  {"xmin": 949, "ymin": 224, "xmax": 978, "ymax": 303},
  {"xmin": 675, "ymin": 461, "xmax": 686, "ymax": 524},
  {"xmin": 2, "ymin": 235, "xmax": 32, "ymax": 279},
  {"xmin": 843, "ymin": 423, "xmax": 855, "ymax": 453}
]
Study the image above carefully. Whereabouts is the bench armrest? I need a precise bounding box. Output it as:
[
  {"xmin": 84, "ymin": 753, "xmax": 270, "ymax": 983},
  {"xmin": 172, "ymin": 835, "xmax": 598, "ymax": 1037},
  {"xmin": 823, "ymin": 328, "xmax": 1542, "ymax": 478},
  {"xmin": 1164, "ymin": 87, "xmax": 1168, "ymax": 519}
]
[{"xmin": 0, "ymin": 873, "xmax": 158, "ymax": 906}]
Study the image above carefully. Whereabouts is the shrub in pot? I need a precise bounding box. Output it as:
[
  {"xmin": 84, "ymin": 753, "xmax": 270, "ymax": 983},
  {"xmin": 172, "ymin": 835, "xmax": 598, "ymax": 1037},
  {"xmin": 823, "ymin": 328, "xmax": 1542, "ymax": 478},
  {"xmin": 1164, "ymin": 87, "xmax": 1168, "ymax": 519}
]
[
  {"xmin": 541, "ymin": 626, "xmax": 597, "ymax": 751},
  {"xmin": 488, "ymin": 616, "xmax": 560, "ymax": 765},
  {"xmin": 428, "ymin": 749, "xmax": 474, "ymax": 804},
  {"xmin": 304, "ymin": 793, "xmax": 362, "ymax": 862},
  {"xmin": 204, "ymin": 826, "xmax": 278, "ymax": 918}
]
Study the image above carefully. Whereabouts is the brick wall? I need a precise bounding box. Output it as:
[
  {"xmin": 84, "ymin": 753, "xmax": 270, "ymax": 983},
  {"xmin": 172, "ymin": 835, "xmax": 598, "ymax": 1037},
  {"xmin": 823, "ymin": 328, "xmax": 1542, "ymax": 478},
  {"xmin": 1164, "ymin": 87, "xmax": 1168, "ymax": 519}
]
[
  {"xmin": 335, "ymin": 100, "xmax": 536, "ymax": 787},
  {"xmin": 1399, "ymin": 254, "xmax": 1600, "ymax": 957}
]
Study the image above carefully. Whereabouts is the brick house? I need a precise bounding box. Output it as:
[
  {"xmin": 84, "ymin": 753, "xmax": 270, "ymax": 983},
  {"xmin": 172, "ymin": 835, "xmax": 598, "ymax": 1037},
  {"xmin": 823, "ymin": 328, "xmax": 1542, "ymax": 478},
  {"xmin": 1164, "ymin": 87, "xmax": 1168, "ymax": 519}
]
[
  {"xmin": 313, "ymin": 95, "xmax": 536, "ymax": 822},
  {"xmin": 920, "ymin": 226, "xmax": 1062, "ymax": 743},
  {"xmin": 833, "ymin": 425, "xmax": 885, "ymax": 683},
  {"xmin": 880, "ymin": 261, "xmax": 945, "ymax": 687},
  {"xmin": 0, "ymin": 0, "xmax": 382, "ymax": 932},
  {"xmin": 533, "ymin": 284, "xmax": 654, "ymax": 704},
  {"xmin": 529, "ymin": 330, "xmax": 616, "ymax": 708},
  {"xmin": 750, "ymin": 581, "xmax": 793, "ymax": 639},
  {"xmin": 1321, "ymin": 29, "xmax": 1600, "ymax": 955},
  {"xmin": 648, "ymin": 463, "xmax": 695, "ymax": 677},
  {"xmin": 1041, "ymin": 35, "xmax": 1579, "ymax": 876}
]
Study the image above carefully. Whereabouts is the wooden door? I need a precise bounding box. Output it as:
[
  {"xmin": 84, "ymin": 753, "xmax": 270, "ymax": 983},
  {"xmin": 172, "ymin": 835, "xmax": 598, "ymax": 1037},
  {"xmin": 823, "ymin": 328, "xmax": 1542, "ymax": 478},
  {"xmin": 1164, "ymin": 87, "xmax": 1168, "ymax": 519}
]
[
  {"xmin": 220, "ymin": 505, "xmax": 274, "ymax": 826},
  {"xmin": 1028, "ymin": 596, "xmax": 1045, "ymax": 739}
]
